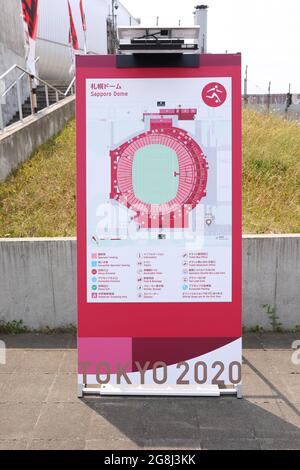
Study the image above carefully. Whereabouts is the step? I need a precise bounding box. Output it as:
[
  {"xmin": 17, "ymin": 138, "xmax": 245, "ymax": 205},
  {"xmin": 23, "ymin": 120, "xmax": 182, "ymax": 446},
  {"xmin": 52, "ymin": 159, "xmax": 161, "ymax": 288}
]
[{"xmin": 6, "ymin": 87, "xmax": 71, "ymax": 127}]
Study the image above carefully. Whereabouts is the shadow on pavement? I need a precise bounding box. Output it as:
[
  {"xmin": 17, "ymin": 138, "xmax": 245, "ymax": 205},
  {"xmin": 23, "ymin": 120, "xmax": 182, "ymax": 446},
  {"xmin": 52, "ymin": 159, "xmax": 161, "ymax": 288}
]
[
  {"xmin": 83, "ymin": 393, "xmax": 300, "ymax": 449},
  {"xmin": 0, "ymin": 333, "xmax": 76, "ymax": 349}
]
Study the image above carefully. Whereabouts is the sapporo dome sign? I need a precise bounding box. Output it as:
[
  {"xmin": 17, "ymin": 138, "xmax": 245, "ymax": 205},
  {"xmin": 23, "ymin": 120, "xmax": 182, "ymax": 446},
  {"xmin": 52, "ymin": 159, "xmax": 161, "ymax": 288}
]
[{"xmin": 76, "ymin": 54, "xmax": 242, "ymax": 396}]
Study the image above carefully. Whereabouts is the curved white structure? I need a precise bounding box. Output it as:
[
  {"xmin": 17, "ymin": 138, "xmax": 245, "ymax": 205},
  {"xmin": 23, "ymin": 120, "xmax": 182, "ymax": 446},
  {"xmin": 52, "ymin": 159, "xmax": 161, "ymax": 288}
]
[{"xmin": 36, "ymin": 0, "xmax": 137, "ymax": 84}]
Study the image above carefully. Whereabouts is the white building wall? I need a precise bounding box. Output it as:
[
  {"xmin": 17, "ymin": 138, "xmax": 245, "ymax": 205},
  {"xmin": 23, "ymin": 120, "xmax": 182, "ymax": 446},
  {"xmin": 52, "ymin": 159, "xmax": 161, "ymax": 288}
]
[
  {"xmin": 0, "ymin": 0, "xmax": 26, "ymax": 126},
  {"xmin": 37, "ymin": 0, "xmax": 138, "ymax": 84}
]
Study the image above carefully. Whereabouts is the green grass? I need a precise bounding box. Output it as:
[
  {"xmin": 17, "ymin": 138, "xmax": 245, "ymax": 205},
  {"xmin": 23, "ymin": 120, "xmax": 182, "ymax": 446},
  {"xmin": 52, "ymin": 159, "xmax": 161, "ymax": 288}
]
[
  {"xmin": 0, "ymin": 119, "xmax": 76, "ymax": 237},
  {"xmin": 0, "ymin": 110, "xmax": 299, "ymax": 237},
  {"xmin": 0, "ymin": 320, "xmax": 29, "ymax": 334},
  {"xmin": 243, "ymin": 110, "xmax": 300, "ymax": 233},
  {"xmin": 0, "ymin": 319, "xmax": 76, "ymax": 335}
]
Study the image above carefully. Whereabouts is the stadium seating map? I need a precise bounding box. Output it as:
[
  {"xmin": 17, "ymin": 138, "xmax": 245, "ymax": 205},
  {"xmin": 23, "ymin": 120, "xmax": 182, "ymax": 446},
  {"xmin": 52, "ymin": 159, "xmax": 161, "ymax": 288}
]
[{"xmin": 86, "ymin": 76, "xmax": 232, "ymax": 304}]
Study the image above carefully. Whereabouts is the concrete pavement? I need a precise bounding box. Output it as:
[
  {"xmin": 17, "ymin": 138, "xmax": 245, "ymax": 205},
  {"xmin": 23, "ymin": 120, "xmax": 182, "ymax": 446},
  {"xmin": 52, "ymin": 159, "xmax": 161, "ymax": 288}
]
[{"xmin": 0, "ymin": 333, "xmax": 299, "ymax": 450}]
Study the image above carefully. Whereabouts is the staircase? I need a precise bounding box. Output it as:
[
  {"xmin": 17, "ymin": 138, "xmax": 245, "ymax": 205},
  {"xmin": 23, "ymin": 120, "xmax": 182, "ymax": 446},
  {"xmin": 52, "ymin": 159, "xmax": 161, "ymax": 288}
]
[{"xmin": 8, "ymin": 85, "xmax": 69, "ymax": 126}]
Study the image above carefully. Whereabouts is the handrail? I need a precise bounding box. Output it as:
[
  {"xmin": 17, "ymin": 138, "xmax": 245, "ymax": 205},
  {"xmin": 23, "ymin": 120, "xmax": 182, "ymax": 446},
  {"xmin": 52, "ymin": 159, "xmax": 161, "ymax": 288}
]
[
  {"xmin": 64, "ymin": 76, "xmax": 76, "ymax": 97},
  {"xmin": 0, "ymin": 62, "xmax": 76, "ymax": 133},
  {"xmin": 2, "ymin": 58, "xmax": 40, "ymax": 99},
  {"xmin": 0, "ymin": 64, "xmax": 18, "ymax": 81},
  {"xmin": 0, "ymin": 63, "xmax": 65, "ymax": 99}
]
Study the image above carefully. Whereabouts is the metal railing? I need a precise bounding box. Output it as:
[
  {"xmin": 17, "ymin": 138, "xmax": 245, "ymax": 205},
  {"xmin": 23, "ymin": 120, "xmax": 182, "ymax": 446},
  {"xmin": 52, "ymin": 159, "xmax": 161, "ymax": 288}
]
[
  {"xmin": 64, "ymin": 76, "xmax": 76, "ymax": 98},
  {"xmin": 1, "ymin": 57, "xmax": 40, "ymax": 100},
  {"xmin": 0, "ymin": 62, "xmax": 75, "ymax": 133}
]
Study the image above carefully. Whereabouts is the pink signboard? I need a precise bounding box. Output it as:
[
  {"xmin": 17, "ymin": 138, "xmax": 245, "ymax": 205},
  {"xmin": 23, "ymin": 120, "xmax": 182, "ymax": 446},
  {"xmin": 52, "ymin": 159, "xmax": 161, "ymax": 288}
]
[{"xmin": 76, "ymin": 54, "xmax": 242, "ymax": 396}]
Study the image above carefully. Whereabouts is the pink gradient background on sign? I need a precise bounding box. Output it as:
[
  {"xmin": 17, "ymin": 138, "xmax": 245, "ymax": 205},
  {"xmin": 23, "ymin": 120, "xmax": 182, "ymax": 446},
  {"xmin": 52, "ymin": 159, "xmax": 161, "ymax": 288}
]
[{"xmin": 78, "ymin": 337, "xmax": 132, "ymax": 374}]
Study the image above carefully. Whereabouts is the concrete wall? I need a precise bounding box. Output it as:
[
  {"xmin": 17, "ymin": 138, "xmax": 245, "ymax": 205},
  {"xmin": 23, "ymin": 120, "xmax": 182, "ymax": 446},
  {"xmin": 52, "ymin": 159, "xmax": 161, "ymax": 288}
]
[
  {"xmin": 0, "ymin": 96, "xmax": 75, "ymax": 181},
  {"xmin": 0, "ymin": 0, "xmax": 27, "ymax": 126},
  {"xmin": 0, "ymin": 238, "xmax": 76, "ymax": 329},
  {"xmin": 243, "ymin": 235, "xmax": 300, "ymax": 329},
  {"xmin": 0, "ymin": 236, "xmax": 299, "ymax": 330}
]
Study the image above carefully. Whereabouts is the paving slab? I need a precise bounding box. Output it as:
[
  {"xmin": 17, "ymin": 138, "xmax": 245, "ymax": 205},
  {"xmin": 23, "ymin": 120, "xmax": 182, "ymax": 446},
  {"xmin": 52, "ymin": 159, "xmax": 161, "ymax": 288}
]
[
  {"xmin": 201, "ymin": 438, "xmax": 261, "ymax": 450},
  {"xmin": 85, "ymin": 438, "xmax": 142, "ymax": 450},
  {"xmin": 86, "ymin": 399, "xmax": 147, "ymax": 442},
  {"xmin": 16, "ymin": 350, "xmax": 64, "ymax": 374},
  {"xmin": 259, "ymin": 437, "xmax": 300, "ymax": 450},
  {"xmin": 28, "ymin": 438, "xmax": 86, "ymax": 450},
  {"xmin": 275, "ymin": 375, "xmax": 300, "ymax": 404},
  {"xmin": 141, "ymin": 398, "xmax": 200, "ymax": 441},
  {"xmin": 0, "ymin": 403, "xmax": 42, "ymax": 440},
  {"xmin": 242, "ymin": 373, "xmax": 278, "ymax": 398},
  {"xmin": 277, "ymin": 400, "xmax": 300, "ymax": 427},
  {"xmin": 265, "ymin": 350, "xmax": 300, "ymax": 375},
  {"xmin": 243, "ymin": 349, "xmax": 278, "ymax": 373},
  {"xmin": 0, "ymin": 439, "xmax": 29, "ymax": 450},
  {"xmin": 0, "ymin": 350, "xmax": 24, "ymax": 374},
  {"xmin": 47, "ymin": 374, "xmax": 78, "ymax": 403},
  {"xmin": 0, "ymin": 374, "xmax": 12, "ymax": 396},
  {"xmin": 32, "ymin": 402, "xmax": 93, "ymax": 440},
  {"xmin": 247, "ymin": 399, "xmax": 300, "ymax": 439},
  {"xmin": 195, "ymin": 398, "xmax": 256, "ymax": 440},
  {"xmin": 0, "ymin": 372, "xmax": 55, "ymax": 404},
  {"xmin": 142, "ymin": 439, "xmax": 201, "ymax": 450},
  {"xmin": 57, "ymin": 350, "xmax": 77, "ymax": 374}
]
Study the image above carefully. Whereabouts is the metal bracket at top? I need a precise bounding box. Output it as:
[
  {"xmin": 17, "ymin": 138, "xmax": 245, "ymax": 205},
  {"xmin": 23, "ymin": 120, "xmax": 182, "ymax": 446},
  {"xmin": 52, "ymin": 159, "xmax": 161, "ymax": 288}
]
[{"xmin": 116, "ymin": 54, "xmax": 200, "ymax": 68}]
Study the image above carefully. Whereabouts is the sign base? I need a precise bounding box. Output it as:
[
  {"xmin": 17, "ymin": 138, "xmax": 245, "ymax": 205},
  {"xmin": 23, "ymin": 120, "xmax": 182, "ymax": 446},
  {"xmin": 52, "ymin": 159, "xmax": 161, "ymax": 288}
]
[{"xmin": 79, "ymin": 384, "xmax": 242, "ymax": 398}]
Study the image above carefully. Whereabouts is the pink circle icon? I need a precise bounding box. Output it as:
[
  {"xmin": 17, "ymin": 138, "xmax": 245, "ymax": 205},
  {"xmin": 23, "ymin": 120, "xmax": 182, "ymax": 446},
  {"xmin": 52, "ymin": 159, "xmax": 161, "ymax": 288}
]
[{"xmin": 202, "ymin": 82, "xmax": 227, "ymax": 107}]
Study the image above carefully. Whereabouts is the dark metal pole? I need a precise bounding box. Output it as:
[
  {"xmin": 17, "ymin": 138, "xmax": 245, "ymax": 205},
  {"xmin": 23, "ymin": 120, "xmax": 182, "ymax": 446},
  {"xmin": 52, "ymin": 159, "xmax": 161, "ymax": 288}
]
[
  {"xmin": 111, "ymin": 0, "xmax": 119, "ymax": 54},
  {"xmin": 267, "ymin": 81, "xmax": 271, "ymax": 113},
  {"xmin": 285, "ymin": 83, "xmax": 292, "ymax": 117},
  {"xmin": 244, "ymin": 65, "xmax": 248, "ymax": 107}
]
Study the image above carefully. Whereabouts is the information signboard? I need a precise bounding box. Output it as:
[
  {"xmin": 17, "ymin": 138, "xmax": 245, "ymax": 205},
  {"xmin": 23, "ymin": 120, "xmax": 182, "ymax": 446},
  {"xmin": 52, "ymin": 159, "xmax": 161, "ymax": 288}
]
[{"xmin": 76, "ymin": 54, "xmax": 242, "ymax": 396}]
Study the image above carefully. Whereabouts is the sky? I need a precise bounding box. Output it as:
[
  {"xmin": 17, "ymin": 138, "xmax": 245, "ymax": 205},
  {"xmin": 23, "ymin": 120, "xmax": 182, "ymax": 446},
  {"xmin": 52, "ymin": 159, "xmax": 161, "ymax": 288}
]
[{"xmin": 121, "ymin": 0, "xmax": 300, "ymax": 94}]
